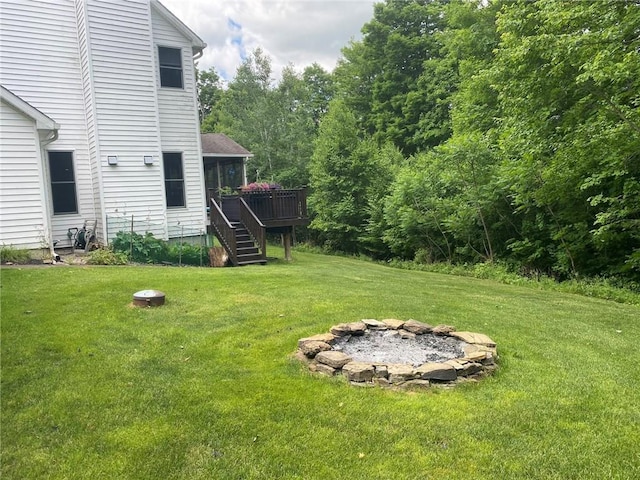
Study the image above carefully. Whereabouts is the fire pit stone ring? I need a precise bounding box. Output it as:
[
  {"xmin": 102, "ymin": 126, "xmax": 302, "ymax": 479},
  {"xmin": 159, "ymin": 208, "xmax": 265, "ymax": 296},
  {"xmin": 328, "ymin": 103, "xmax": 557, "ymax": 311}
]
[{"xmin": 296, "ymin": 319, "xmax": 497, "ymax": 389}]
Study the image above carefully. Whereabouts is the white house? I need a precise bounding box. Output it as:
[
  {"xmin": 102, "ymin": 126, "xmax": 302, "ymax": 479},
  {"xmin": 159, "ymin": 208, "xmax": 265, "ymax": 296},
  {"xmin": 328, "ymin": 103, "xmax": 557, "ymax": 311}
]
[{"xmin": 0, "ymin": 0, "xmax": 207, "ymax": 253}]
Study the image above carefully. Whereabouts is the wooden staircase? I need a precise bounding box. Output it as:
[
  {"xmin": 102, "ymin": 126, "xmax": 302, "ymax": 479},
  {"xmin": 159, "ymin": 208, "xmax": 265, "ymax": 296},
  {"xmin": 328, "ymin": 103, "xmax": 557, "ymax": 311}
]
[
  {"xmin": 209, "ymin": 196, "xmax": 267, "ymax": 266},
  {"xmin": 232, "ymin": 222, "xmax": 267, "ymax": 266}
]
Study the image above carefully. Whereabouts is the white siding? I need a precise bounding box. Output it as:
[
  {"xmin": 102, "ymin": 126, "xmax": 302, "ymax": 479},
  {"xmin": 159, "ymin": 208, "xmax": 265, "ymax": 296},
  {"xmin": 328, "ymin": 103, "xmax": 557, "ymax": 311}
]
[
  {"xmin": 86, "ymin": 0, "xmax": 167, "ymax": 239},
  {"xmin": 0, "ymin": 0, "xmax": 95, "ymax": 246},
  {"xmin": 0, "ymin": 102, "xmax": 49, "ymax": 248},
  {"xmin": 87, "ymin": 0, "xmax": 166, "ymax": 238},
  {"xmin": 0, "ymin": 0, "xmax": 205, "ymax": 245},
  {"xmin": 151, "ymin": 5, "xmax": 207, "ymax": 239},
  {"xmin": 75, "ymin": 0, "xmax": 105, "ymax": 242}
]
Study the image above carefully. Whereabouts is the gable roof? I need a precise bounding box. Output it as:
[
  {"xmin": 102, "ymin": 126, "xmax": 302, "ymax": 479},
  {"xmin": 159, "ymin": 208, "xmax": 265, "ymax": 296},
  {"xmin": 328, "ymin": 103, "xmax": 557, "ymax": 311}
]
[
  {"xmin": 201, "ymin": 133, "xmax": 253, "ymax": 157},
  {"xmin": 0, "ymin": 85, "xmax": 59, "ymax": 131},
  {"xmin": 151, "ymin": 0, "xmax": 207, "ymax": 55}
]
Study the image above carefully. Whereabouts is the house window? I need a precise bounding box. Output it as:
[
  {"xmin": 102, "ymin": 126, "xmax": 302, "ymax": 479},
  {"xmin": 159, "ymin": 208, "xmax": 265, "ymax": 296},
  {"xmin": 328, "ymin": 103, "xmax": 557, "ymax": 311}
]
[
  {"xmin": 163, "ymin": 152, "xmax": 185, "ymax": 207},
  {"xmin": 159, "ymin": 46, "xmax": 183, "ymax": 89},
  {"xmin": 48, "ymin": 151, "xmax": 78, "ymax": 215}
]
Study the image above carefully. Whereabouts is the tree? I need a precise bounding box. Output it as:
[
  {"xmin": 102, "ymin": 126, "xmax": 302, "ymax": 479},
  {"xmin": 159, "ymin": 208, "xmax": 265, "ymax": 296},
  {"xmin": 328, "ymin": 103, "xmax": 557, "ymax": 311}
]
[
  {"xmin": 335, "ymin": 0, "xmax": 454, "ymax": 154},
  {"xmin": 197, "ymin": 67, "xmax": 223, "ymax": 128},
  {"xmin": 309, "ymin": 99, "xmax": 385, "ymax": 253},
  {"xmin": 491, "ymin": 0, "xmax": 640, "ymax": 277}
]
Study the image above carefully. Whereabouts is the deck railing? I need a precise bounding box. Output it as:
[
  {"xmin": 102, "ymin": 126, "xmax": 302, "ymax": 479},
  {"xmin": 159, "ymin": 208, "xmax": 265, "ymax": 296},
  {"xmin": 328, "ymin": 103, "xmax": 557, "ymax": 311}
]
[
  {"xmin": 209, "ymin": 197, "xmax": 237, "ymax": 265},
  {"xmin": 240, "ymin": 188, "xmax": 308, "ymax": 222},
  {"xmin": 239, "ymin": 197, "xmax": 266, "ymax": 261}
]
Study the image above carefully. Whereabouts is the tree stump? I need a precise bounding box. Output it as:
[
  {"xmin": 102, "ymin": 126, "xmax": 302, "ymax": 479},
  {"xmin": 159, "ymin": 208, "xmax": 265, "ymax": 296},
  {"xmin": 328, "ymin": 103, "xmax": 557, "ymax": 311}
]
[{"xmin": 209, "ymin": 247, "xmax": 228, "ymax": 267}]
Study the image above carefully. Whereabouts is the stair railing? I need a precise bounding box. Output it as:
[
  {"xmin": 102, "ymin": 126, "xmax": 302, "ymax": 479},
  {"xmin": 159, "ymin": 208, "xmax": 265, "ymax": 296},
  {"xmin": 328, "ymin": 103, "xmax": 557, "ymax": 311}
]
[
  {"xmin": 209, "ymin": 197, "xmax": 238, "ymax": 265},
  {"xmin": 239, "ymin": 197, "xmax": 266, "ymax": 262}
]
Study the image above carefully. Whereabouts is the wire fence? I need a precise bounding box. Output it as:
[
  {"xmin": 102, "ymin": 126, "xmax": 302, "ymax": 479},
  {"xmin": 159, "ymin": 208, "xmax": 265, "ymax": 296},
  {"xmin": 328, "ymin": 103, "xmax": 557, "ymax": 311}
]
[{"xmin": 105, "ymin": 213, "xmax": 215, "ymax": 267}]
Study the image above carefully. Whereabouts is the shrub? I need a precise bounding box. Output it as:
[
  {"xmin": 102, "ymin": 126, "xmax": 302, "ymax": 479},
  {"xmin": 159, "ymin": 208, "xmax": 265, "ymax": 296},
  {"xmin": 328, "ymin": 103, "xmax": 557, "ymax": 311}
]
[
  {"xmin": 111, "ymin": 231, "xmax": 168, "ymax": 264},
  {"xmin": 0, "ymin": 245, "xmax": 32, "ymax": 264},
  {"xmin": 86, "ymin": 247, "xmax": 128, "ymax": 265},
  {"xmin": 166, "ymin": 242, "xmax": 207, "ymax": 266}
]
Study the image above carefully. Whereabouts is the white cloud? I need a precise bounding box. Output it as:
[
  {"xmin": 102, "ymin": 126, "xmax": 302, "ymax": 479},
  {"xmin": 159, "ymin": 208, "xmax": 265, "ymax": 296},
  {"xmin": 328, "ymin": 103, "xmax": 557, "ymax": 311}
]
[{"xmin": 158, "ymin": 0, "xmax": 376, "ymax": 82}]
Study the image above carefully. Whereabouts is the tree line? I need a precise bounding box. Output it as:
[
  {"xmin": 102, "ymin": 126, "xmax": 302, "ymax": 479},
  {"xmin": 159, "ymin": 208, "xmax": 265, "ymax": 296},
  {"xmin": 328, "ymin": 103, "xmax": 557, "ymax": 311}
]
[{"xmin": 198, "ymin": 0, "xmax": 639, "ymax": 283}]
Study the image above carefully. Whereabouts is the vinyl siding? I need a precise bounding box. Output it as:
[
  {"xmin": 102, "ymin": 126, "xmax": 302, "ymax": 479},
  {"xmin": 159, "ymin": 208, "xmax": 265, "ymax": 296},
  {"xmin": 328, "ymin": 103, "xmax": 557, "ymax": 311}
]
[
  {"xmin": 85, "ymin": 0, "xmax": 167, "ymax": 239},
  {"xmin": 0, "ymin": 102, "xmax": 49, "ymax": 248},
  {"xmin": 76, "ymin": 0, "xmax": 105, "ymax": 242},
  {"xmin": 151, "ymin": 5, "xmax": 206, "ymax": 238},
  {"xmin": 0, "ymin": 0, "xmax": 94, "ymax": 246}
]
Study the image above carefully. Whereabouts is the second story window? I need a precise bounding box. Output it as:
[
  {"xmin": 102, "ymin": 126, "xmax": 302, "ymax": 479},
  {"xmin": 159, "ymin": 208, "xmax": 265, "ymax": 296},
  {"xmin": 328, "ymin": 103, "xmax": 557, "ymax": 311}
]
[{"xmin": 159, "ymin": 46, "xmax": 183, "ymax": 89}]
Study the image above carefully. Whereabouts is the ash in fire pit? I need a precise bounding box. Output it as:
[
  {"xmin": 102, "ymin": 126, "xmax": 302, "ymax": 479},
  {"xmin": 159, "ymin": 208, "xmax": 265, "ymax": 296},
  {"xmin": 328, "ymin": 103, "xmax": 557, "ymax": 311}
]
[
  {"xmin": 296, "ymin": 319, "xmax": 498, "ymax": 389},
  {"xmin": 333, "ymin": 330, "xmax": 466, "ymax": 367}
]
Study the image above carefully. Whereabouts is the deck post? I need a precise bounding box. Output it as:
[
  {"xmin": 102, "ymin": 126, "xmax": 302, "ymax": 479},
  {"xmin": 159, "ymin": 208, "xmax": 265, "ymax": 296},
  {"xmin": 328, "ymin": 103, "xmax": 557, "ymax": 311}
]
[{"xmin": 282, "ymin": 228, "xmax": 293, "ymax": 261}]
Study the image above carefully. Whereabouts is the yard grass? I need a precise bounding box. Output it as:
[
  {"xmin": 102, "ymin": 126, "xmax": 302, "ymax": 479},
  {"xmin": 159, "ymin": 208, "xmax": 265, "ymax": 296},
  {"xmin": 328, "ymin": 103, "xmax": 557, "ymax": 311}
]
[{"xmin": 1, "ymin": 248, "xmax": 639, "ymax": 479}]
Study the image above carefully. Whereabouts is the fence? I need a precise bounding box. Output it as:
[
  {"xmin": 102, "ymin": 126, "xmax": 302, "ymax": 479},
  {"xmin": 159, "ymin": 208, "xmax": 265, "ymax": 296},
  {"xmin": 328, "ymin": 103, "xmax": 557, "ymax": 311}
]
[{"xmin": 105, "ymin": 213, "xmax": 214, "ymax": 267}]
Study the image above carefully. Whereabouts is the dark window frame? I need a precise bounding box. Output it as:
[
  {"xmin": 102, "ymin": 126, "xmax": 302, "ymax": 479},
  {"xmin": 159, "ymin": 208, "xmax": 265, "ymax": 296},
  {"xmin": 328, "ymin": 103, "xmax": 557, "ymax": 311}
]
[
  {"xmin": 163, "ymin": 152, "xmax": 186, "ymax": 208},
  {"xmin": 158, "ymin": 46, "xmax": 183, "ymax": 89},
  {"xmin": 48, "ymin": 151, "xmax": 78, "ymax": 215}
]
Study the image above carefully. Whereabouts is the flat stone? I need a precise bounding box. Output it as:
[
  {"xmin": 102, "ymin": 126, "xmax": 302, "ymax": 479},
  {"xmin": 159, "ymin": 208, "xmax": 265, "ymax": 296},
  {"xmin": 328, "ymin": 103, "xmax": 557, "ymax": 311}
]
[
  {"xmin": 315, "ymin": 351, "xmax": 352, "ymax": 369},
  {"xmin": 462, "ymin": 345, "xmax": 488, "ymax": 362},
  {"xmin": 382, "ymin": 319, "xmax": 405, "ymax": 329},
  {"xmin": 342, "ymin": 362, "xmax": 375, "ymax": 382},
  {"xmin": 401, "ymin": 379, "xmax": 431, "ymax": 390},
  {"xmin": 361, "ymin": 319, "xmax": 388, "ymax": 330},
  {"xmin": 458, "ymin": 362, "xmax": 483, "ymax": 377},
  {"xmin": 346, "ymin": 321, "xmax": 367, "ymax": 336},
  {"xmin": 298, "ymin": 333, "xmax": 337, "ymax": 346},
  {"xmin": 330, "ymin": 323, "xmax": 352, "ymax": 336},
  {"xmin": 299, "ymin": 340, "xmax": 332, "ymax": 358},
  {"xmin": 374, "ymin": 365, "xmax": 388, "ymax": 378},
  {"xmin": 402, "ymin": 319, "xmax": 433, "ymax": 334},
  {"xmin": 399, "ymin": 330, "xmax": 416, "ymax": 340},
  {"xmin": 415, "ymin": 362, "xmax": 457, "ymax": 381},
  {"xmin": 432, "ymin": 324, "xmax": 456, "ymax": 335},
  {"xmin": 330, "ymin": 322, "xmax": 367, "ymax": 336},
  {"xmin": 387, "ymin": 364, "xmax": 415, "ymax": 383},
  {"xmin": 450, "ymin": 331, "xmax": 496, "ymax": 347},
  {"xmin": 444, "ymin": 359, "xmax": 468, "ymax": 371},
  {"xmin": 314, "ymin": 363, "xmax": 337, "ymax": 376}
]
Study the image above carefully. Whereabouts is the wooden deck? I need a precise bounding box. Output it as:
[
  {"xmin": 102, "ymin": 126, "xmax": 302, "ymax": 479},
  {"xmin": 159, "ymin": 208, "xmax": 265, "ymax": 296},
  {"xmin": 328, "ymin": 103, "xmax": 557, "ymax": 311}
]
[{"xmin": 208, "ymin": 188, "xmax": 309, "ymax": 265}]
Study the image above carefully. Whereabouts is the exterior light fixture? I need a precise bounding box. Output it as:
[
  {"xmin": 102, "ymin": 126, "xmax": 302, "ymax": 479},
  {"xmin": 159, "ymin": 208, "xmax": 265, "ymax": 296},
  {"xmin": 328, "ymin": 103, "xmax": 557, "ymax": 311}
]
[
  {"xmin": 144, "ymin": 155, "xmax": 154, "ymax": 165},
  {"xmin": 107, "ymin": 155, "xmax": 118, "ymax": 165}
]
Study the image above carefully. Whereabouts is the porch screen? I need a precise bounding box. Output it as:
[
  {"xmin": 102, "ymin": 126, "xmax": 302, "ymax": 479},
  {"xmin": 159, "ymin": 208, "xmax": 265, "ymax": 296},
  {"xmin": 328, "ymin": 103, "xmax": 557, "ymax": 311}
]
[
  {"xmin": 163, "ymin": 152, "xmax": 185, "ymax": 207},
  {"xmin": 48, "ymin": 151, "xmax": 78, "ymax": 215}
]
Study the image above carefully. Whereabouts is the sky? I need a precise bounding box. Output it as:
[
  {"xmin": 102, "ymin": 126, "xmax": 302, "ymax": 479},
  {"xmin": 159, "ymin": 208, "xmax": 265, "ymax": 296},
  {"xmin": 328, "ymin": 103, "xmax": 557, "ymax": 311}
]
[{"xmin": 159, "ymin": 0, "xmax": 377, "ymax": 83}]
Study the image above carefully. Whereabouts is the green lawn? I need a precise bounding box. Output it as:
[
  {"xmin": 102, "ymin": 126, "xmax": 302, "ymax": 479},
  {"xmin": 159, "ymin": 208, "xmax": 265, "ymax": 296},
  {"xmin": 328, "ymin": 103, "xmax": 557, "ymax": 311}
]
[{"xmin": 1, "ymin": 249, "xmax": 639, "ymax": 479}]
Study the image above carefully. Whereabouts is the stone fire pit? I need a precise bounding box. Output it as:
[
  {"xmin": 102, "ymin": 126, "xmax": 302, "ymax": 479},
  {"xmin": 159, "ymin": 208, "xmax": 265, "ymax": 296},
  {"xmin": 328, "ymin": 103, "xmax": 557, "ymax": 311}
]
[{"xmin": 296, "ymin": 319, "xmax": 497, "ymax": 390}]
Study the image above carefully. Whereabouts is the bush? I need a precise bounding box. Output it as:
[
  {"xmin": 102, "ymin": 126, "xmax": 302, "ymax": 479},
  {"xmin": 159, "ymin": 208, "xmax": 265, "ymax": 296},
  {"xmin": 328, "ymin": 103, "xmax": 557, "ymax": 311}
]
[
  {"xmin": 0, "ymin": 245, "xmax": 32, "ymax": 264},
  {"xmin": 166, "ymin": 242, "xmax": 207, "ymax": 266},
  {"xmin": 111, "ymin": 231, "xmax": 168, "ymax": 264},
  {"xmin": 86, "ymin": 247, "xmax": 128, "ymax": 265}
]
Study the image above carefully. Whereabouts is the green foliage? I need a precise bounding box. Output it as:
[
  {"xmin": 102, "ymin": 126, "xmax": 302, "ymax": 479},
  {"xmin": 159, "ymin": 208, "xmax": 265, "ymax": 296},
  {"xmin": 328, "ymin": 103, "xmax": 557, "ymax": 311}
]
[
  {"xmin": 204, "ymin": 50, "xmax": 332, "ymax": 188},
  {"xmin": 336, "ymin": 0, "xmax": 454, "ymax": 154},
  {"xmin": 111, "ymin": 231, "xmax": 168, "ymax": 264},
  {"xmin": 0, "ymin": 245, "xmax": 31, "ymax": 264},
  {"xmin": 110, "ymin": 231, "xmax": 207, "ymax": 266},
  {"xmin": 196, "ymin": 66, "xmax": 223, "ymax": 127},
  {"xmin": 166, "ymin": 242, "xmax": 208, "ymax": 267},
  {"xmin": 309, "ymin": 99, "xmax": 391, "ymax": 253},
  {"xmin": 86, "ymin": 247, "xmax": 128, "ymax": 265}
]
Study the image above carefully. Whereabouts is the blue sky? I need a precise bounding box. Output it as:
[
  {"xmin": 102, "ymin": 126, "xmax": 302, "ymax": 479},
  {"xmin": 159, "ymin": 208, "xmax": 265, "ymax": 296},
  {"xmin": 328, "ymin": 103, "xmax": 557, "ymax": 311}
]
[{"xmin": 160, "ymin": 0, "xmax": 376, "ymax": 83}]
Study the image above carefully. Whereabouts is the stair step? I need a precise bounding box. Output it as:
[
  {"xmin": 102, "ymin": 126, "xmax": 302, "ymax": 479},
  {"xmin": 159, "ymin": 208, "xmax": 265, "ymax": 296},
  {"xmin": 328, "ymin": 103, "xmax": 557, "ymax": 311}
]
[
  {"xmin": 237, "ymin": 252, "xmax": 264, "ymax": 263},
  {"xmin": 237, "ymin": 260, "xmax": 267, "ymax": 266}
]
